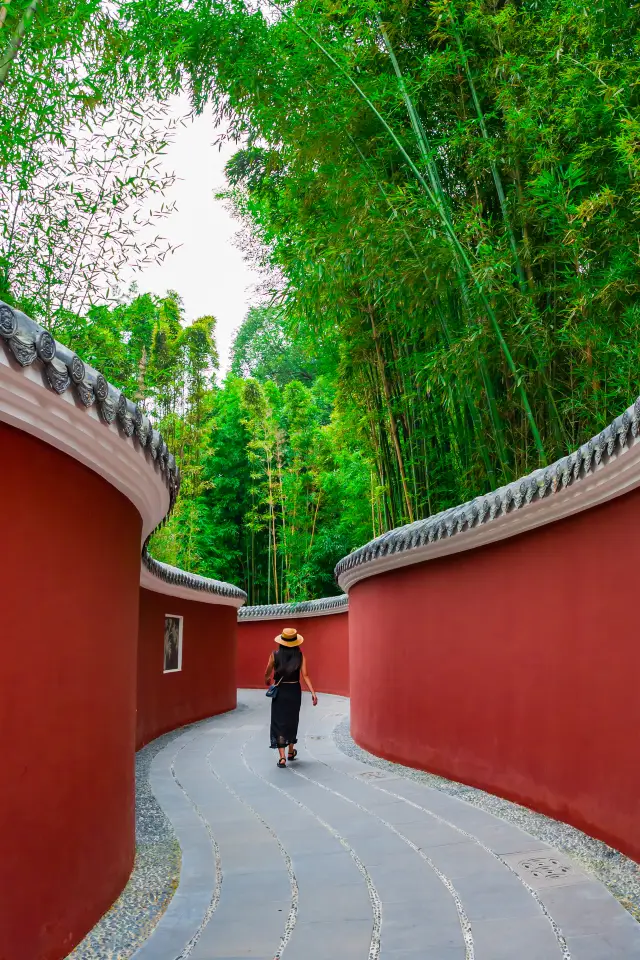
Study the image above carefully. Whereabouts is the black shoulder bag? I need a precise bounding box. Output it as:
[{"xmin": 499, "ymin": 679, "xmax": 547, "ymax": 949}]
[{"xmin": 266, "ymin": 651, "xmax": 282, "ymax": 699}]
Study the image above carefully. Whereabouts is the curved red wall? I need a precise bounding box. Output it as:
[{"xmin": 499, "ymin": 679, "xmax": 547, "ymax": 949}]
[
  {"xmin": 349, "ymin": 487, "xmax": 640, "ymax": 863},
  {"xmin": 237, "ymin": 613, "xmax": 349, "ymax": 697},
  {"xmin": 0, "ymin": 421, "xmax": 142, "ymax": 960},
  {"xmin": 137, "ymin": 589, "xmax": 237, "ymax": 748}
]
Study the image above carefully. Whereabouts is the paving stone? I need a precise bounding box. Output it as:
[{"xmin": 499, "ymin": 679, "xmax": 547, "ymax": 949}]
[
  {"xmin": 335, "ymin": 712, "xmax": 640, "ymax": 928},
  {"xmin": 293, "ymin": 849, "xmax": 367, "ymax": 886},
  {"xmin": 568, "ymin": 929, "xmax": 640, "ymax": 959},
  {"xmin": 281, "ymin": 919, "xmax": 373, "ymax": 959},
  {"xmin": 382, "ymin": 945, "xmax": 465, "ymax": 959},
  {"xmin": 370, "ymin": 861, "xmax": 445, "ymax": 905},
  {"xmin": 471, "ymin": 914, "xmax": 563, "ymax": 959},
  {"xmin": 294, "ymin": 881, "xmax": 371, "ymax": 922},
  {"xmin": 423, "ymin": 839, "xmax": 511, "ymax": 878},
  {"xmin": 541, "ymin": 879, "xmax": 640, "ymax": 937},
  {"xmin": 379, "ymin": 817, "xmax": 470, "ymax": 850},
  {"xmin": 377, "ymin": 892, "xmax": 462, "ymax": 932},
  {"xmin": 219, "ymin": 870, "xmax": 290, "ymax": 905},
  {"xmin": 468, "ymin": 823, "xmax": 556, "ymax": 856},
  {"xmin": 189, "ymin": 907, "xmax": 284, "ymax": 959},
  {"xmin": 275, "ymin": 826, "xmax": 343, "ymax": 855},
  {"xmin": 356, "ymin": 798, "xmax": 439, "ymax": 825},
  {"xmin": 74, "ymin": 691, "xmax": 640, "ymax": 960},
  {"xmin": 341, "ymin": 828, "xmax": 418, "ymax": 863},
  {"xmin": 454, "ymin": 868, "xmax": 544, "ymax": 922},
  {"xmin": 379, "ymin": 914, "xmax": 467, "ymax": 956}
]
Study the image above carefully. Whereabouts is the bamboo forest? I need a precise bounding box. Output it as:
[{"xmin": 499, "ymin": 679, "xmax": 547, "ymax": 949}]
[{"xmin": 2, "ymin": 0, "xmax": 639, "ymax": 603}]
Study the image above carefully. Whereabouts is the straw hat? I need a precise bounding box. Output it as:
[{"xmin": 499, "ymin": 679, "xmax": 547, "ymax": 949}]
[{"xmin": 275, "ymin": 627, "xmax": 304, "ymax": 648}]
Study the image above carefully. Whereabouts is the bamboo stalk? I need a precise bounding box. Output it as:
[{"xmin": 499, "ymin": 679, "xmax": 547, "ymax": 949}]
[
  {"xmin": 449, "ymin": 26, "xmax": 526, "ymax": 288},
  {"xmin": 307, "ymin": 490, "xmax": 322, "ymax": 557},
  {"xmin": 368, "ymin": 305, "xmax": 415, "ymax": 523},
  {"xmin": 0, "ymin": 0, "xmax": 38, "ymax": 87},
  {"xmin": 341, "ymin": 126, "xmax": 503, "ymax": 483},
  {"xmin": 267, "ymin": 0, "xmax": 546, "ymax": 461}
]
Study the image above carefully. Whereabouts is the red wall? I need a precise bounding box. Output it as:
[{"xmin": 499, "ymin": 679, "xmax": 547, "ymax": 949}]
[
  {"xmin": 0, "ymin": 421, "xmax": 142, "ymax": 960},
  {"xmin": 349, "ymin": 487, "xmax": 640, "ymax": 863},
  {"xmin": 237, "ymin": 613, "xmax": 349, "ymax": 697},
  {"xmin": 137, "ymin": 589, "xmax": 237, "ymax": 748}
]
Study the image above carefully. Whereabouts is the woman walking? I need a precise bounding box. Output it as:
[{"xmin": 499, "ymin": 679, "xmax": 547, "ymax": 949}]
[{"xmin": 265, "ymin": 627, "xmax": 318, "ymax": 767}]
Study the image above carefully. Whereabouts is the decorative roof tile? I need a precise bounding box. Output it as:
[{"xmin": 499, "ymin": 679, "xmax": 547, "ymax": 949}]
[
  {"xmin": 238, "ymin": 595, "xmax": 348, "ymax": 621},
  {"xmin": 335, "ymin": 396, "xmax": 640, "ymax": 589},
  {"xmin": 0, "ymin": 300, "xmax": 180, "ymax": 507},
  {"xmin": 142, "ymin": 547, "xmax": 247, "ymax": 603},
  {"xmin": 1, "ymin": 299, "xmax": 247, "ymax": 605}
]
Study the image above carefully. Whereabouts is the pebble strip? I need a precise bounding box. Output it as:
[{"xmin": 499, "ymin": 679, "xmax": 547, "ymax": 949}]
[
  {"xmin": 241, "ymin": 734, "xmax": 382, "ymax": 960},
  {"xmin": 207, "ymin": 736, "xmax": 299, "ymax": 960},
  {"xmin": 333, "ymin": 717, "xmax": 640, "ymax": 923},
  {"xmin": 67, "ymin": 709, "xmax": 250, "ymax": 960},
  {"xmin": 170, "ymin": 739, "xmax": 223, "ymax": 959},
  {"xmin": 66, "ymin": 730, "xmax": 184, "ymax": 960},
  {"xmin": 290, "ymin": 763, "xmax": 475, "ymax": 960}
]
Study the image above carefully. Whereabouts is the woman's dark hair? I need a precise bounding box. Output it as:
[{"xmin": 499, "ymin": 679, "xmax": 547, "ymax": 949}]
[{"xmin": 276, "ymin": 646, "xmax": 302, "ymax": 679}]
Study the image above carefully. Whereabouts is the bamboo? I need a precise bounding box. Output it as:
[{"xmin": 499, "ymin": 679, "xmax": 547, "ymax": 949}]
[
  {"xmin": 449, "ymin": 27, "xmax": 526, "ymax": 288},
  {"xmin": 307, "ymin": 491, "xmax": 322, "ymax": 557},
  {"xmin": 345, "ymin": 129, "xmax": 504, "ymax": 483},
  {"xmin": 0, "ymin": 0, "xmax": 38, "ymax": 87},
  {"xmin": 366, "ymin": 343, "xmax": 412, "ymax": 524},
  {"xmin": 270, "ymin": 0, "xmax": 546, "ymax": 461}
]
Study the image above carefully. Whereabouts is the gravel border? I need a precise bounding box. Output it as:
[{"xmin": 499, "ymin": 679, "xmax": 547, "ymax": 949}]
[
  {"xmin": 67, "ymin": 730, "xmax": 183, "ymax": 960},
  {"xmin": 68, "ymin": 707, "xmax": 247, "ymax": 960},
  {"xmin": 333, "ymin": 717, "xmax": 640, "ymax": 923}
]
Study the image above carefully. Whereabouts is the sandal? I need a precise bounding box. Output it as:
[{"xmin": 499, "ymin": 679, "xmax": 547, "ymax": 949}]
[
  {"xmin": 288, "ymin": 749, "xmax": 298, "ymax": 761},
  {"xmin": 277, "ymin": 758, "xmax": 287, "ymax": 768}
]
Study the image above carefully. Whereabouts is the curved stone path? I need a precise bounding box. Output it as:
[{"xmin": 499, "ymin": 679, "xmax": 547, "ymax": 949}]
[{"xmin": 132, "ymin": 692, "xmax": 640, "ymax": 960}]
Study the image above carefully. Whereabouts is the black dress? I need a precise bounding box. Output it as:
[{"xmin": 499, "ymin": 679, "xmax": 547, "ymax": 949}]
[{"xmin": 270, "ymin": 650, "xmax": 302, "ymax": 749}]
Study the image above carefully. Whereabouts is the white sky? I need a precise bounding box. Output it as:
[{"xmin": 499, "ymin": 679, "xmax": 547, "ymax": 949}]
[{"xmin": 123, "ymin": 94, "xmax": 261, "ymax": 375}]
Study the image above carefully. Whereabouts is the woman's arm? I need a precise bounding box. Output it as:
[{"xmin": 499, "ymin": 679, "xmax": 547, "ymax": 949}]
[
  {"xmin": 264, "ymin": 652, "xmax": 275, "ymax": 685},
  {"xmin": 301, "ymin": 654, "xmax": 318, "ymax": 705}
]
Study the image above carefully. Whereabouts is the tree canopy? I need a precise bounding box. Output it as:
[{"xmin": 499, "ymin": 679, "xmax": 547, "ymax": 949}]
[{"xmin": 3, "ymin": 0, "xmax": 640, "ymax": 599}]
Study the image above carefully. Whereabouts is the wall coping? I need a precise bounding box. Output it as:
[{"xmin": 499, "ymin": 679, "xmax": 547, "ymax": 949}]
[
  {"xmin": 0, "ymin": 301, "xmax": 177, "ymax": 541},
  {"xmin": 141, "ymin": 549, "xmax": 247, "ymax": 608},
  {"xmin": 238, "ymin": 595, "xmax": 349, "ymax": 622},
  {"xmin": 0, "ymin": 300, "xmax": 247, "ymax": 606},
  {"xmin": 336, "ymin": 396, "xmax": 640, "ymax": 591}
]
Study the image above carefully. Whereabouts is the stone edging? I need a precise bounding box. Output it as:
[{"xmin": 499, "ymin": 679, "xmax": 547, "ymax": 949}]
[
  {"xmin": 336, "ymin": 395, "xmax": 640, "ymax": 590},
  {"xmin": 238, "ymin": 595, "xmax": 348, "ymax": 621}
]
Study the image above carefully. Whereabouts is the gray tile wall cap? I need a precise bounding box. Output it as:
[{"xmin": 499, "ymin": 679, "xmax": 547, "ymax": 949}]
[
  {"xmin": 142, "ymin": 547, "xmax": 247, "ymax": 606},
  {"xmin": 0, "ymin": 300, "xmax": 246, "ymax": 606},
  {"xmin": 0, "ymin": 300, "xmax": 180, "ymax": 506},
  {"xmin": 335, "ymin": 395, "xmax": 640, "ymax": 591},
  {"xmin": 238, "ymin": 595, "xmax": 349, "ymax": 621}
]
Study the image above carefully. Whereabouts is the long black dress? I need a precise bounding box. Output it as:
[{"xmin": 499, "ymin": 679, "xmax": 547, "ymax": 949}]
[{"xmin": 270, "ymin": 650, "xmax": 302, "ymax": 749}]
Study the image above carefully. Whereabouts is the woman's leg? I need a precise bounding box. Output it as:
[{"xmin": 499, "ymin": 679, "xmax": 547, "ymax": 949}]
[{"xmin": 288, "ymin": 686, "xmax": 302, "ymax": 758}]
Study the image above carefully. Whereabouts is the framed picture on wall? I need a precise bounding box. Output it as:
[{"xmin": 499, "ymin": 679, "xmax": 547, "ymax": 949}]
[{"xmin": 163, "ymin": 615, "xmax": 183, "ymax": 673}]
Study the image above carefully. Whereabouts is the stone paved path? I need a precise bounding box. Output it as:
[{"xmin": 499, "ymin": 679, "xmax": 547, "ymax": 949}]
[{"xmin": 132, "ymin": 692, "xmax": 640, "ymax": 960}]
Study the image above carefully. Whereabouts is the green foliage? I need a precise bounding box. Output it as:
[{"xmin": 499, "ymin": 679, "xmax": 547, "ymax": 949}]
[
  {"xmin": 182, "ymin": 371, "xmax": 371, "ymax": 603},
  {"xmin": 121, "ymin": 0, "xmax": 640, "ymax": 529},
  {"xmin": 0, "ymin": 0, "xmax": 178, "ymax": 323},
  {"xmin": 5, "ymin": 0, "xmax": 640, "ymax": 599},
  {"xmin": 230, "ymin": 305, "xmax": 317, "ymax": 385}
]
